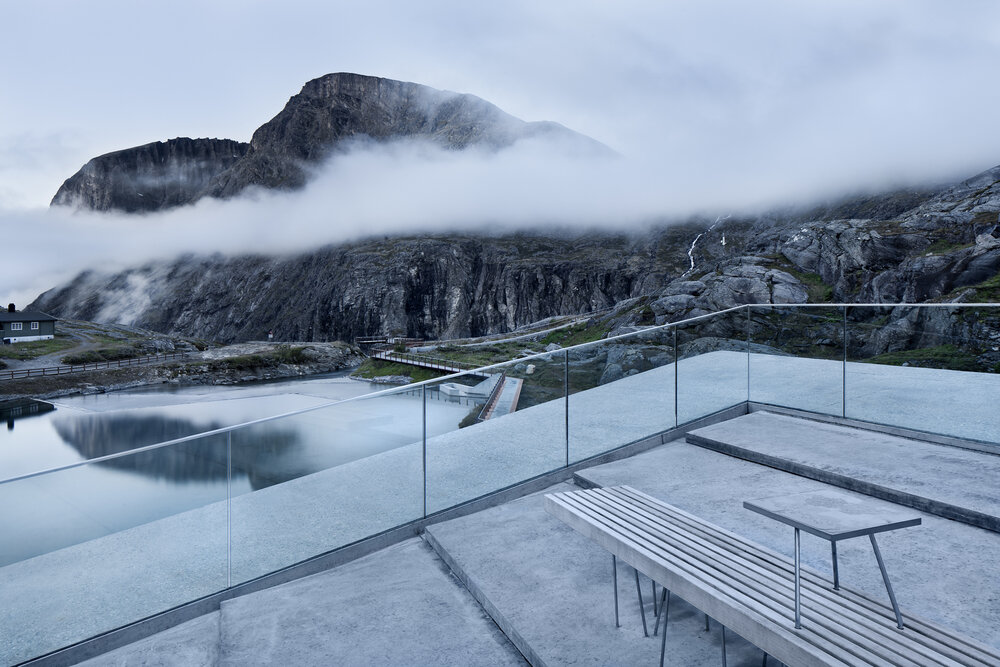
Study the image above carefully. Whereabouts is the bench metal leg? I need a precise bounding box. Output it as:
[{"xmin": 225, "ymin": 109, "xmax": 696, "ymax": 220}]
[
  {"xmin": 654, "ymin": 586, "xmax": 668, "ymax": 635},
  {"xmin": 794, "ymin": 528, "xmax": 802, "ymax": 629},
  {"xmin": 612, "ymin": 555, "xmax": 620, "ymax": 628},
  {"xmin": 831, "ymin": 540, "xmax": 840, "ymax": 590},
  {"xmin": 634, "ymin": 567, "xmax": 649, "ymax": 637},
  {"xmin": 652, "ymin": 580, "xmax": 658, "ymax": 616},
  {"xmin": 721, "ymin": 625, "xmax": 728, "ymax": 667},
  {"xmin": 705, "ymin": 613, "xmax": 710, "ymax": 632},
  {"xmin": 658, "ymin": 590, "xmax": 671, "ymax": 667},
  {"xmin": 869, "ymin": 534, "xmax": 905, "ymax": 629}
]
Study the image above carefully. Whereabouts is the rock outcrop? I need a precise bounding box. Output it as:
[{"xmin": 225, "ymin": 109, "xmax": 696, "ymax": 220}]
[
  {"xmin": 31, "ymin": 233, "xmax": 687, "ymax": 343},
  {"xmin": 51, "ymin": 138, "xmax": 249, "ymax": 213}
]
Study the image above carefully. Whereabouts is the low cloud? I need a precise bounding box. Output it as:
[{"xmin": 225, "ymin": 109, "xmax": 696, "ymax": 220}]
[
  {"xmin": 1, "ymin": 127, "xmax": 981, "ymax": 308},
  {"xmin": 6, "ymin": 1, "xmax": 1000, "ymax": 305}
]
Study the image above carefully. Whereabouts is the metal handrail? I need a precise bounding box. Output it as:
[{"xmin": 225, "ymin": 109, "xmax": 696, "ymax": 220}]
[
  {"xmin": 476, "ymin": 370, "xmax": 508, "ymax": 422},
  {"xmin": 4, "ymin": 301, "xmax": 999, "ymax": 486}
]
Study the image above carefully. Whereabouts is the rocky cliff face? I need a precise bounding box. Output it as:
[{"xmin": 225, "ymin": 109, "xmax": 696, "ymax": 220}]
[
  {"xmin": 52, "ymin": 73, "xmax": 603, "ymax": 212},
  {"xmin": 204, "ymin": 72, "xmax": 603, "ymax": 199},
  {"xmin": 51, "ymin": 138, "xmax": 249, "ymax": 212},
  {"xmin": 31, "ymin": 231, "xmax": 692, "ymax": 342}
]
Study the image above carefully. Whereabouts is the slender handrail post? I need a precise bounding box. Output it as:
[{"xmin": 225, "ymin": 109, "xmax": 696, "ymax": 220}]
[
  {"xmin": 564, "ymin": 349, "xmax": 570, "ymax": 467},
  {"xmin": 673, "ymin": 326, "xmax": 679, "ymax": 427},
  {"xmin": 422, "ymin": 384, "xmax": 427, "ymax": 518},
  {"xmin": 842, "ymin": 306, "xmax": 848, "ymax": 418},
  {"xmin": 746, "ymin": 305, "xmax": 752, "ymax": 403},
  {"xmin": 226, "ymin": 431, "xmax": 232, "ymax": 589}
]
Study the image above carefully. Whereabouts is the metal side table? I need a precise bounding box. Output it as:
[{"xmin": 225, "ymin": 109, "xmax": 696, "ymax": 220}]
[{"xmin": 744, "ymin": 488, "xmax": 921, "ymax": 630}]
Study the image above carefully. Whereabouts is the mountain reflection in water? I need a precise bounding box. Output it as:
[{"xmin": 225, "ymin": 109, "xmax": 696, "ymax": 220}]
[{"xmin": 53, "ymin": 415, "xmax": 303, "ymax": 490}]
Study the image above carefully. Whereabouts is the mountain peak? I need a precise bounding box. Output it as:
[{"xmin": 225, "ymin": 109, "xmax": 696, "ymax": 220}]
[{"xmin": 52, "ymin": 74, "xmax": 604, "ymax": 213}]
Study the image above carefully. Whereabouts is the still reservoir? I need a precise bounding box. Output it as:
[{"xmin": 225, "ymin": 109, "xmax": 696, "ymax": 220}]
[{"xmin": 0, "ymin": 373, "xmax": 471, "ymax": 566}]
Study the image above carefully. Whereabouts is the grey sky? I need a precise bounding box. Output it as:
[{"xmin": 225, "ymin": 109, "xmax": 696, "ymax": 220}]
[{"xmin": 3, "ymin": 0, "xmax": 1000, "ymax": 303}]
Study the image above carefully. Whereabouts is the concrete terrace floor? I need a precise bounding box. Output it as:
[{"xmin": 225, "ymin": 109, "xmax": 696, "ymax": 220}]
[
  {"xmin": 74, "ymin": 416, "xmax": 1000, "ymax": 667},
  {"xmin": 4, "ymin": 352, "xmax": 1000, "ymax": 665}
]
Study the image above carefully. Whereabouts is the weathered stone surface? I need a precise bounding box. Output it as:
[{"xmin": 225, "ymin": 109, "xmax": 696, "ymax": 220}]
[
  {"xmin": 52, "ymin": 138, "xmax": 249, "ymax": 212},
  {"xmin": 53, "ymin": 73, "xmax": 605, "ymax": 212}
]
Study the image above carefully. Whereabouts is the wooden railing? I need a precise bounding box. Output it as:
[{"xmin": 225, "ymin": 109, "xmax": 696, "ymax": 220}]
[{"xmin": 0, "ymin": 352, "xmax": 189, "ymax": 381}]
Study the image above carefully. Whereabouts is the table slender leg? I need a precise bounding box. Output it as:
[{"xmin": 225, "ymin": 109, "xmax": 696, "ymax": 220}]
[
  {"xmin": 658, "ymin": 590, "xmax": 671, "ymax": 667},
  {"xmin": 654, "ymin": 586, "xmax": 668, "ymax": 635},
  {"xmin": 869, "ymin": 534, "xmax": 905, "ymax": 629},
  {"xmin": 794, "ymin": 528, "xmax": 802, "ymax": 629},
  {"xmin": 705, "ymin": 614, "xmax": 710, "ymax": 631},
  {"xmin": 612, "ymin": 555, "xmax": 620, "ymax": 628},
  {"xmin": 721, "ymin": 625, "xmax": 728, "ymax": 667},
  {"xmin": 652, "ymin": 580, "xmax": 658, "ymax": 616},
  {"xmin": 831, "ymin": 540, "xmax": 840, "ymax": 590},
  {"xmin": 634, "ymin": 567, "xmax": 649, "ymax": 637}
]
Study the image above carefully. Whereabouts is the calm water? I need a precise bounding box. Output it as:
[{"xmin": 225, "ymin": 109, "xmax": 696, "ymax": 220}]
[{"xmin": 0, "ymin": 374, "xmax": 471, "ymax": 566}]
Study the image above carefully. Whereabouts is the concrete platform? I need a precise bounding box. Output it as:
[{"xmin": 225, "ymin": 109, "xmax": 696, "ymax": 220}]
[
  {"xmin": 78, "ymin": 539, "xmax": 524, "ymax": 667},
  {"xmin": 425, "ymin": 483, "xmax": 764, "ymax": 666},
  {"xmin": 687, "ymin": 411, "xmax": 1000, "ymax": 531},
  {"xmin": 8, "ymin": 351, "xmax": 1000, "ymax": 664},
  {"xmin": 575, "ymin": 441, "xmax": 1000, "ymax": 651},
  {"xmin": 78, "ymin": 613, "xmax": 221, "ymax": 667},
  {"xmin": 217, "ymin": 538, "xmax": 524, "ymax": 666}
]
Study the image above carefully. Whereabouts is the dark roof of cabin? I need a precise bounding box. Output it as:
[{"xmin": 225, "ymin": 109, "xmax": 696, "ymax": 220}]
[{"xmin": 0, "ymin": 309, "xmax": 57, "ymax": 322}]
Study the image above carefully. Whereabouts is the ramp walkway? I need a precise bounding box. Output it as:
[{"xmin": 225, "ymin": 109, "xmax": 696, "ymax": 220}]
[{"xmin": 686, "ymin": 411, "xmax": 1000, "ymax": 532}]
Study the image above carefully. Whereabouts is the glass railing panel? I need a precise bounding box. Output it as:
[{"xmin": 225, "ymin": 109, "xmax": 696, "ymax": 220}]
[
  {"xmin": 676, "ymin": 308, "xmax": 749, "ymax": 424},
  {"xmin": 0, "ymin": 433, "xmax": 229, "ymax": 666},
  {"xmin": 846, "ymin": 305, "xmax": 1000, "ymax": 444},
  {"xmin": 229, "ymin": 388, "xmax": 425, "ymax": 584},
  {"xmin": 425, "ymin": 353, "xmax": 565, "ymax": 514},
  {"xmin": 567, "ymin": 327, "xmax": 676, "ymax": 462},
  {"xmin": 748, "ymin": 305, "xmax": 845, "ymax": 416}
]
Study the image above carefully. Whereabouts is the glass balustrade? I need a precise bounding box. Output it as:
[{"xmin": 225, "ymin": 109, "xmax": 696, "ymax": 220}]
[
  {"xmin": 2, "ymin": 302, "xmax": 998, "ymax": 663},
  {"xmin": 748, "ymin": 305, "xmax": 845, "ymax": 415},
  {"xmin": 229, "ymin": 388, "xmax": 425, "ymax": 584},
  {"xmin": 0, "ymin": 433, "xmax": 229, "ymax": 666},
  {"xmin": 425, "ymin": 353, "xmax": 565, "ymax": 514},
  {"xmin": 845, "ymin": 304, "xmax": 1000, "ymax": 444},
  {"xmin": 568, "ymin": 327, "xmax": 677, "ymax": 462},
  {"xmin": 675, "ymin": 307, "xmax": 749, "ymax": 424}
]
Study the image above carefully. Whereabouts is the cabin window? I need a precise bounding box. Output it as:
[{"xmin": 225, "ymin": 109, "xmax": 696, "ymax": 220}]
[
  {"xmin": 10, "ymin": 323, "xmax": 22, "ymax": 331},
  {"xmin": 30, "ymin": 321, "xmax": 39, "ymax": 330}
]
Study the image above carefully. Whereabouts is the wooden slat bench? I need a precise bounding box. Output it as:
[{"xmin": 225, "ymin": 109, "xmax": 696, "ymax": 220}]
[{"xmin": 545, "ymin": 486, "xmax": 1000, "ymax": 667}]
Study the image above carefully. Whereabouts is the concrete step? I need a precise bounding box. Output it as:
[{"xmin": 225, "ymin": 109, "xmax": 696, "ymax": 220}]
[
  {"xmin": 215, "ymin": 537, "xmax": 525, "ymax": 666},
  {"xmin": 424, "ymin": 482, "xmax": 764, "ymax": 666},
  {"xmin": 684, "ymin": 411, "xmax": 1000, "ymax": 532}
]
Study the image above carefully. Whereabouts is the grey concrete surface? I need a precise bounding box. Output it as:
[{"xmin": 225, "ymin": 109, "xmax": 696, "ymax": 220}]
[
  {"xmin": 6, "ymin": 350, "xmax": 1000, "ymax": 663},
  {"xmin": 576, "ymin": 441, "xmax": 1000, "ymax": 650},
  {"xmin": 425, "ymin": 483, "xmax": 766, "ymax": 666},
  {"xmin": 76, "ymin": 612, "xmax": 221, "ymax": 667},
  {"xmin": 743, "ymin": 487, "xmax": 921, "ymax": 538},
  {"xmin": 217, "ymin": 537, "xmax": 525, "ymax": 667},
  {"xmin": 689, "ymin": 411, "xmax": 1000, "ymax": 527}
]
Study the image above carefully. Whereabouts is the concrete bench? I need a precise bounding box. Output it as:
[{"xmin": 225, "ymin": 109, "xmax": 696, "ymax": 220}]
[{"xmin": 545, "ymin": 485, "xmax": 1000, "ymax": 667}]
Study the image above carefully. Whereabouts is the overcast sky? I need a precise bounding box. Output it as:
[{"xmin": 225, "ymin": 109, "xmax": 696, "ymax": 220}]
[{"xmin": 3, "ymin": 0, "xmax": 1000, "ymax": 302}]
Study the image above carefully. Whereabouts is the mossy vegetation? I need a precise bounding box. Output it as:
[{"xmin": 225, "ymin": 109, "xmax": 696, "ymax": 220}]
[
  {"xmin": 210, "ymin": 346, "xmax": 310, "ymax": 372},
  {"xmin": 861, "ymin": 344, "xmax": 981, "ymax": 371},
  {"xmin": 540, "ymin": 321, "xmax": 611, "ymax": 347},
  {"xmin": 62, "ymin": 345, "xmax": 144, "ymax": 365},
  {"xmin": 351, "ymin": 358, "xmax": 445, "ymax": 383},
  {"xmin": 432, "ymin": 342, "xmax": 544, "ymax": 368},
  {"xmin": 0, "ymin": 337, "xmax": 75, "ymax": 360}
]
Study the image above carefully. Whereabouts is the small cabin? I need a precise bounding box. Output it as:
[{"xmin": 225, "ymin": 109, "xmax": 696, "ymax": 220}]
[{"xmin": 0, "ymin": 303, "xmax": 57, "ymax": 344}]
